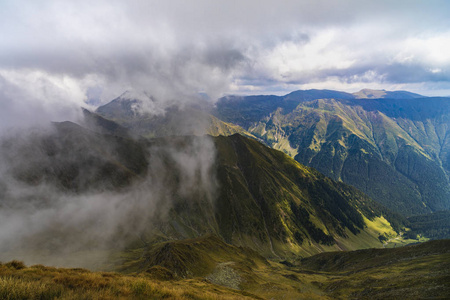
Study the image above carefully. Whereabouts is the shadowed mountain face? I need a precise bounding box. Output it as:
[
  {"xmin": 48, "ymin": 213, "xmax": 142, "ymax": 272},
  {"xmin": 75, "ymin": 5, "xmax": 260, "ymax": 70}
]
[
  {"xmin": 0, "ymin": 121, "xmax": 404, "ymax": 265},
  {"xmin": 214, "ymin": 90, "xmax": 450, "ymax": 216}
]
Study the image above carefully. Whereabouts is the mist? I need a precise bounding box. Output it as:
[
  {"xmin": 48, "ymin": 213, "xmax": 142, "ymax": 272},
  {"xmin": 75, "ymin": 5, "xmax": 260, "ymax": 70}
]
[
  {"xmin": 1, "ymin": 0, "xmax": 450, "ymax": 270},
  {"xmin": 0, "ymin": 119, "xmax": 218, "ymax": 269}
]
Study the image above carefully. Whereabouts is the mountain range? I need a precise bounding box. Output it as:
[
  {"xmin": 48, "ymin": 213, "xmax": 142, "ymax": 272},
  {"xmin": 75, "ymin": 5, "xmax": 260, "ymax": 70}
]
[
  {"xmin": 212, "ymin": 89, "xmax": 450, "ymax": 216},
  {"xmin": 1, "ymin": 88, "xmax": 448, "ymax": 298},
  {"xmin": 93, "ymin": 88, "xmax": 450, "ymax": 217}
]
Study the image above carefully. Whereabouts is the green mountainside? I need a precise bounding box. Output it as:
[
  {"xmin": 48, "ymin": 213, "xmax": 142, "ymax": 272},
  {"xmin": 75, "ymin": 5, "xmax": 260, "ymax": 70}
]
[
  {"xmin": 115, "ymin": 236, "xmax": 450, "ymax": 299},
  {"xmin": 94, "ymin": 89, "xmax": 449, "ymax": 216},
  {"xmin": 298, "ymin": 239, "xmax": 450, "ymax": 299},
  {"xmin": 214, "ymin": 90, "xmax": 450, "ymax": 216},
  {"xmin": 1, "ymin": 121, "xmax": 406, "ymax": 261},
  {"xmin": 211, "ymin": 134, "xmax": 405, "ymax": 257}
]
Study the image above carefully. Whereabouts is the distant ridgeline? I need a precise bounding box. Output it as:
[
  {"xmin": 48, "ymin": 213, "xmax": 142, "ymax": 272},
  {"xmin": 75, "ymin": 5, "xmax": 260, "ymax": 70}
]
[
  {"xmin": 212, "ymin": 89, "xmax": 450, "ymax": 217},
  {"xmin": 3, "ymin": 119, "xmax": 407, "ymax": 259}
]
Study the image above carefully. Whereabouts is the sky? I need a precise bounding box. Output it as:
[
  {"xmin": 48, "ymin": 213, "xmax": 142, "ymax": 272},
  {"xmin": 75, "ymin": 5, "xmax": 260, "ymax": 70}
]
[{"xmin": 1, "ymin": 0, "xmax": 450, "ymax": 125}]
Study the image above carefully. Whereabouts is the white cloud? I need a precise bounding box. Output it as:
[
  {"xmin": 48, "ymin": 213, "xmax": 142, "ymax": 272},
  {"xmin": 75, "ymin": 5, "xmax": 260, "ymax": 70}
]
[
  {"xmin": 398, "ymin": 34, "xmax": 450, "ymax": 65},
  {"xmin": 0, "ymin": 70, "xmax": 92, "ymax": 129},
  {"xmin": 1, "ymin": 0, "xmax": 450, "ymax": 119},
  {"xmin": 259, "ymin": 29, "xmax": 357, "ymax": 81}
]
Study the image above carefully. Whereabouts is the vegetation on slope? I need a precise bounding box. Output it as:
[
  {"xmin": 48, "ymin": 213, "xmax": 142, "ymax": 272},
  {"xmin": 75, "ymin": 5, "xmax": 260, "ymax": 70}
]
[
  {"xmin": 405, "ymin": 210, "xmax": 450, "ymax": 240},
  {"xmin": 0, "ymin": 260, "xmax": 257, "ymax": 300},
  {"xmin": 94, "ymin": 89, "xmax": 450, "ymax": 216},
  {"xmin": 298, "ymin": 239, "xmax": 450, "ymax": 299},
  {"xmin": 212, "ymin": 134, "xmax": 406, "ymax": 256}
]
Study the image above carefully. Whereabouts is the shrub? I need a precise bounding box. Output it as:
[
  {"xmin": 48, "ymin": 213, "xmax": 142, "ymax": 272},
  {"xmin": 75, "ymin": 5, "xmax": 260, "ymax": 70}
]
[{"xmin": 5, "ymin": 261, "xmax": 26, "ymax": 270}]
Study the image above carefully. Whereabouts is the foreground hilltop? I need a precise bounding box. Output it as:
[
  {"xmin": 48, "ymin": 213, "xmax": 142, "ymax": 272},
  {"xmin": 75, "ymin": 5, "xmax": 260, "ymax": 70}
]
[{"xmin": 1, "ymin": 238, "xmax": 448, "ymax": 299}]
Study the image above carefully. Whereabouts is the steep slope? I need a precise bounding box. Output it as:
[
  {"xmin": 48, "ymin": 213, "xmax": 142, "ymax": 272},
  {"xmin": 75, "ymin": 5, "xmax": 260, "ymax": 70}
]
[
  {"xmin": 82, "ymin": 108, "xmax": 131, "ymax": 138},
  {"xmin": 213, "ymin": 89, "xmax": 424, "ymax": 128},
  {"xmin": 214, "ymin": 90, "xmax": 355, "ymax": 129},
  {"xmin": 137, "ymin": 133, "xmax": 406, "ymax": 258},
  {"xmin": 406, "ymin": 210, "xmax": 450, "ymax": 240},
  {"xmin": 214, "ymin": 91, "xmax": 450, "ymax": 216},
  {"xmin": 211, "ymin": 134, "xmax": 405, "ymax": 257}
]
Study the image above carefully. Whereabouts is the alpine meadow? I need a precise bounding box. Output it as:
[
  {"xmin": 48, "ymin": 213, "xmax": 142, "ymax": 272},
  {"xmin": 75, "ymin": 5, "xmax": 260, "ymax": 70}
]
[{"xmin": 0, "ymin": 1, "xmax": 449, "ymax": 299}]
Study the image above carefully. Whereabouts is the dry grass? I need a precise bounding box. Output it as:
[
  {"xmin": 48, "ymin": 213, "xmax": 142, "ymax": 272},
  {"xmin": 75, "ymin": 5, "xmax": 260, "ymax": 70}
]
[
  {"xmin": 0, "ymin": 262, "xmax": 258, "ymax": 300},
  {"xmin": 1, "ymin": 240, "xmax": 448, "ymax": 299}
]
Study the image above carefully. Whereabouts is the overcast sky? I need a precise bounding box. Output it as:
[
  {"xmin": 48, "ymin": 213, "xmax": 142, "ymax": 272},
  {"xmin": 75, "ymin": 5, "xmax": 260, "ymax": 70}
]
[{"xmin": 1, "ymin": 0, "xmax": 450, "ymax": 125}]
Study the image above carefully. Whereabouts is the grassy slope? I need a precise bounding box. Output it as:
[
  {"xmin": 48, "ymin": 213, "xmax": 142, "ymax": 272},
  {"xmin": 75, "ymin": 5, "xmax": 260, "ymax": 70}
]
[
  {"xmin": 95, "ymin": 91, "xmax": 450, "ymax": 216},
  {"xmin": 299, "ymin": 239, "xmax": 450, "ymax": 299},
  {"xmin": 0, "ymin": 261, "xmax": 258, "ymax": 300},
  {"xmin": 213, "ymin": 134, "xmax": 406, "ymax": 257},
  {"xmin": 1, "ymin": 239, "xmax": 448, "ymax": 299}
]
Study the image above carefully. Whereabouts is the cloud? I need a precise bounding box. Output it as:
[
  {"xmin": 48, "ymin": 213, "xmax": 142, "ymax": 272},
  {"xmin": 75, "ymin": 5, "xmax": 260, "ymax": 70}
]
[
  {"xmin": 0, "ymin": 126, "xmax": 217, "ymax": 268},
  {"xmin": 0, "ymin": 70, "xmax": 90, "ymax": 130},
  {"xmin": 1, "ymin": 0, "xmax": 450, "ymax": 121}
]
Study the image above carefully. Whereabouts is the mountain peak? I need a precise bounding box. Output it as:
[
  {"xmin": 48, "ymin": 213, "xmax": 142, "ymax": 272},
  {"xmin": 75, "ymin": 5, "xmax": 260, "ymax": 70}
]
[
  {"xmin": 353, "ymin": 89, "xmax": 424, "ymax": 99},
  {"xmin": 117, "ymin": 90, "xmax": 152, "ymax": 102},
  {"xmin": 96, "ymin": 90, "xmax": 167, "ymax": 119},
  {"xmin": 353, "ymin": 89, "xmax": 388, "ymax": 99}
]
